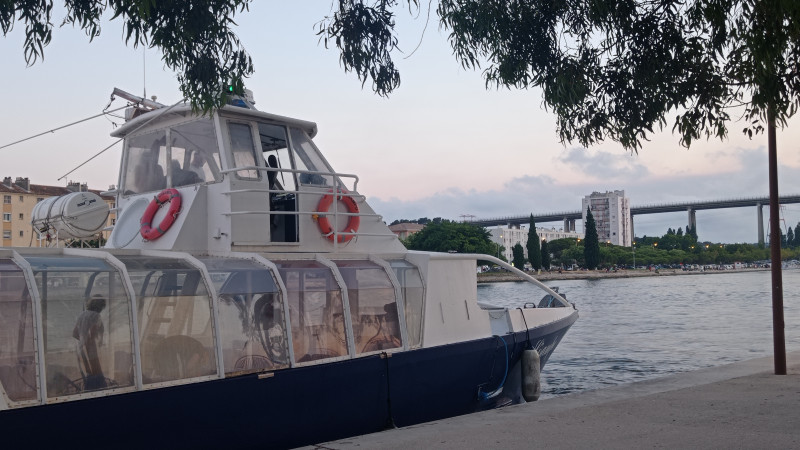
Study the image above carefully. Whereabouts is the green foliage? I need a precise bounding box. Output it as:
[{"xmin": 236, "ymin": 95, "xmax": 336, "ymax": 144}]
[
  {"xmin": 540, "ymin": 239, "xmax": 551, "ymax": 270},
  {"xmin": 583, "ymin": 207, "xmax": 600, "ymax": 269},
  {"xmin": 317, "ymin": 1, "xmax": 800, "ymax": 151},
  {"xmin": 404, "ymin": 220, "xmax": 495, "ymax": 255},
  {"xmin": 511, "ymin": 243, "xmax": 525, "ymax": 270},
  {"xmin": 2, "ymin": 0, "xmax": 254, "ymax": 113},
  {"xmin": 794, "ymin": 223, "xmax": 800, "ymax": 247},
  {"xmin": 65, "ymin": 236, "xmax": 105, "ymax": 248},
  {"xmin": 7, "ymin": 1, "xmax": 798, "ymax": 137},
  {"xmin": 316, "ymin": 0, "xmax": 407, "ymax": 96},
  {"xmin": 526, "ymin": 215, "xmax": 542, "ymax": 270},
  {"xmin": 389, "ymin": 217, "xmax": 430, "ymax": 226}
]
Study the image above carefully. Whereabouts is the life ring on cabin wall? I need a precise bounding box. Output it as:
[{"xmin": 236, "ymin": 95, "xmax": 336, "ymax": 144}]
[
  {"xmin": 315, "ymin": 189, "xmax": 360, "ymax": 243},
  {"xmin": 140, "ymin": 188, "xmax": 182, "ymax": 241}
]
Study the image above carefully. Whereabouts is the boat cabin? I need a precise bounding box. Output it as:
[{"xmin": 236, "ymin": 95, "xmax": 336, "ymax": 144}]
[
  {"xmin": 107, "ymin": 94, "xmax": 404, "ymax": 254},
  {"xmin": 0, "ymin": 248, "xmax": 427, "ymax": 409}
]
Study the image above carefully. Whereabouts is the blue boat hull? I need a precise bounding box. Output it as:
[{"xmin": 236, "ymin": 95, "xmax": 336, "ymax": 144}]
[{"xmin": 1, "ymin": 312, "xmax": 576, "ymax": 449}]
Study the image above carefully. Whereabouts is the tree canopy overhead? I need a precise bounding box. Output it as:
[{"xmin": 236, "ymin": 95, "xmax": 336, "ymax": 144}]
[
  {"xmin": 4, "ymin": 1, "xmax": 798, "ymax": 134},
  {"xmin": 2, "ymin": 0, "xmax": 254, "ymax": 111},
  {"xmin": 322, "ymin": 0, "xmax": 799, "ymax": 150}
]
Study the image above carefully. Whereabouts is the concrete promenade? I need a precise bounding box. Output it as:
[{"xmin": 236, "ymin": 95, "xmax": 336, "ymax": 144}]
[{"xmin": 309, "ymin": 350, "xmax": 800, "ymax": 449}]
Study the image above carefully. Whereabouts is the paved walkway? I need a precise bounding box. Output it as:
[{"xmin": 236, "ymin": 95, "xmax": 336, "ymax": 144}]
[{"xmin": 309, "ymin": 350, "xmax": 800, "ymax": 449}]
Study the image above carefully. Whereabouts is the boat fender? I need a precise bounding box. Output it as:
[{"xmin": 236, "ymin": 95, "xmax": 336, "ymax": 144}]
[
  {"xmin": 314, "ymin": 189, "xmax": 360, "ymax": 243},
  {"xmin": 522, "ymin": 348, "xmax": 541, "ymax": 402},
  {"xmin": 140, "ymin": 188, "xmax": 182, "ymax": 241}
]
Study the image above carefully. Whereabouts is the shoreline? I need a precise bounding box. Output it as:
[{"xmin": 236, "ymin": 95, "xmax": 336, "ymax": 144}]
[{"xmin": 477, "ymin": 267, "xmax": 772, "ymax": 283}]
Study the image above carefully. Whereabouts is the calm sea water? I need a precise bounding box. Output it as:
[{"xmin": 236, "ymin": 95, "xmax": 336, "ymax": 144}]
[{"xmin": 477, "ymin": 270, "xmax": 800, "ymax": 398}]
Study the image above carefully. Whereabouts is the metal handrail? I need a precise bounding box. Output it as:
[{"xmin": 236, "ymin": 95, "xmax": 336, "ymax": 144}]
[{"xmin": 221, "ymin": 165, "xmax": 385, "ymax": 243}]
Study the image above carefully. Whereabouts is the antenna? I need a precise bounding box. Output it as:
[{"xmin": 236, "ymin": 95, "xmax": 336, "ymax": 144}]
[{"xmin": 143, "ymin": 47, "xmax": 147, "ymax": 99}]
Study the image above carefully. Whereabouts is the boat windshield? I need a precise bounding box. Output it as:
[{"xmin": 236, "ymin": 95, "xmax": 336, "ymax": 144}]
[
  {"xmin": 26, "ymin": 256, "xmax": 135, "ymax": 398},
  {"xmin": 0, "ymin": 259, "xmax": 37, "ymax": 403},
  {"xmin": 196, "ymin": 257, "xmax": 289, "ymax": 374},
  {"xmin": 122, "ymin": 118, "xmax": 221, "ymax": 195},
  {"xmin": 116, "ymin": 255, "xmax": 217, "ymax": 384},
  {"xmin": 273, "ymin": 260, "xmax": 348, "ymax": 363},
  {"xmin": 389, "ymin": 260, "xmax": 424, "ymax": 349},
  {"xmin": 333, "ymin": 260, "xmax": 402, "ymax": 354}
]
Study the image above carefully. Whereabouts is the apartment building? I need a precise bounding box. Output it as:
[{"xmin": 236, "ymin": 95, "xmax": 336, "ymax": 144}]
[
  {"xmin": 581, "ymin": 190, "xmax": 632, "ymax": 247},
  {"xmin": 488, "ymin": 225, "xmax": 583, "ymax": 261}
]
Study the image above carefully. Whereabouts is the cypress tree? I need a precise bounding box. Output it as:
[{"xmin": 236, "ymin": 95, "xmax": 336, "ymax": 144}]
[
  {"xmin": 788, "ymin": 227, "xmax": 795, "ymax": 249},
  {"xmin": 795, "ymin": 223, "xmax": 800, "ymax": 248},
  {"xmin": 584, "ymin": 206, "xmax": 600, "ymax": 269},
  {"xmin": 527, "ymin": 214, "xmax": 542, "ymax": 271},
  {"xmin": 512, "ymin": 243, "xmax": 526, "ymax": 270},
  {"xmin": 541, "ymin": 239, "xmax": 551, "ymax": 271}
]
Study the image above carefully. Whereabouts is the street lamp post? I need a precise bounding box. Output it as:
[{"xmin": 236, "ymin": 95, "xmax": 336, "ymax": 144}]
[{"xmin": 632, "ymin": 241, "xmax": 636, "ymax": 269}]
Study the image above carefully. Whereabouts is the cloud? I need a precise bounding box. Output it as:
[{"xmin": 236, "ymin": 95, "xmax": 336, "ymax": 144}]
[{"xmin": 556, "ymin": 147, "xmax": 651, "ymax": 181}]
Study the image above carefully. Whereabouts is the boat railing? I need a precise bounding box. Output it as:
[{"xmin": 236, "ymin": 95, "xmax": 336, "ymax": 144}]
[{"xmin": 220, "ymin": 166, "xmax": 390, "ymax": 241}]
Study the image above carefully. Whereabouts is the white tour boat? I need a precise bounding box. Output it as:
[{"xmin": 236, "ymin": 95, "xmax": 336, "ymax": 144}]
[{"xmin": 0, "ymin": 88, "xmax": 578, "ymax": 448}]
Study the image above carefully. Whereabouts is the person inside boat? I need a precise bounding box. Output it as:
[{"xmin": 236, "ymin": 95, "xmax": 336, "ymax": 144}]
[
  {"xmin": 72, "ymin": 295, "xmax": 107, "ymax": 391},
  {"xmin": 188, "ymin": 151, "xmax": 207, "ymax": 182},
  {"xmin": 132, "ymin": 142, "xmax": 166, "ymax": 193},
  {"xmin": 266, "ymin": 154, "xmax": 281, "ymax": 192}
]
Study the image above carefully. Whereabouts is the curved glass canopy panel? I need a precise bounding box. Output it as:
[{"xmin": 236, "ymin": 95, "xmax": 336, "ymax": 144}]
[
  {"xmin": 115, "ymin": 255, "xmax": 216, "ymax": 384},
  {"xmin": 388, "ymin": 260, "xmax": 424, "ymax": 349},
  {"xmin": 333, "ymin": 260, "xmax": 401, "ymax": 354},
  {"xmin": 0, "ymin": 259, "xmax": 38, "ymax": 403},
  {"xmin": 272, "ymin": 261, "xmax": 348, "ymax": 363},
  {"xmin": 196, "ymin": 257, "xmax": 288, "ymax": 374},
  {"xmin": 25, "ymin": 256, "xmax": 134, "ymax": 398}
]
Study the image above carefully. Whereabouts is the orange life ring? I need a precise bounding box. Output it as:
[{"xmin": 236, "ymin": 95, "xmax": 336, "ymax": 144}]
[
  {"xmin": 316, "ymin": 189, "xmax": 360, "ymax": 243},
  {"xmin": 140, "ymin": 188, "xmax": 182, "ymax": 241}
]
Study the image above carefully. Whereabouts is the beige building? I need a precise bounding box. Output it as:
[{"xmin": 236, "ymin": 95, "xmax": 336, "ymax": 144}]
[{"xmin": 1, "ymin": 177, "xmax": 115, "ymax": 247}]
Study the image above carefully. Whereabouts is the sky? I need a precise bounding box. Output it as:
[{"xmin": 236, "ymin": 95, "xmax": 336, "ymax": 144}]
[{"xmin": 2, "ymin": 2, "xmax": 800, "ymax": 244}]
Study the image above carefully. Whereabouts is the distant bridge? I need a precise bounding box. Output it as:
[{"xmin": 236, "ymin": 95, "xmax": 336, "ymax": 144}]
[{"xmin": 469, "ymin": 195, "xmax": 800, "ymax": 245}]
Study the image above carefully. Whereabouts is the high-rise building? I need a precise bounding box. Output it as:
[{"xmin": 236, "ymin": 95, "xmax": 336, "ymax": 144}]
[
  {"xmin": 582, "ymin": 190, "xmax": 632, "ymax": 247},
  {"xmin": 1, "ymin": 177, "xmax": 115, "ymax": 247}
]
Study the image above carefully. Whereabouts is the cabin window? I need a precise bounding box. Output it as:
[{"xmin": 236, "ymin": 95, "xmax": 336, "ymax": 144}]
[
  {"xmin": 289, "ymin": 128, "xmax": 334, "ymax": 187},
  {"xmin": 168, "ymin": 119, "xmax": 221, "ymax": 187},
  {"xmin": 258, "ymin": 123, "xmax": 299, "ymax": 243},
  {"xmin": 122, "ymin": 131, "xmax": 168, "ymax": 195},
  {"xmin": 0, "ymin": 259, "xmax": 38, "ymax": 403},
  {"xmin": 258, "ymin": 123, "xmax": 296, "ymax": 192},
  {"xmin": 389, "ymin": 260, "xmax": 424, "ymax": 349},
  {"xmin": 26, "ymin": 256, "xmax": 135, "ymax": 398},
  {"xmin": 228, "ymin": 122, "xmax": 260, "ymax": 180},
  {"xmin": 118, "ymin": 256, "xmax": 217, "ymax": 384},
  {"xmin": 197, "ymin": 257, "xmax": 289, "ymax": 374},
  {"xmin": 333, "ymin": 260, "xmax": 402, "ymax": 354},
  {"xmin": 273, "ymin": 261, "xmax": 348, "ymax": 363}
]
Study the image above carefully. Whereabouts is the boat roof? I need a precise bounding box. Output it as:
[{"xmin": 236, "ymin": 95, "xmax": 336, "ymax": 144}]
[{"xmin": 110, "ymin": 103, "xmax": 319, "ymax": 139}]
